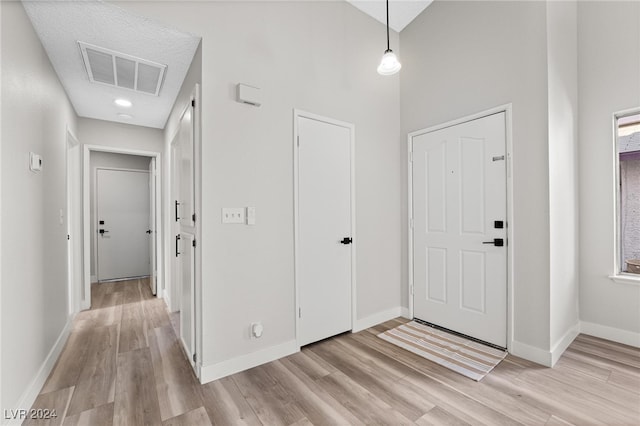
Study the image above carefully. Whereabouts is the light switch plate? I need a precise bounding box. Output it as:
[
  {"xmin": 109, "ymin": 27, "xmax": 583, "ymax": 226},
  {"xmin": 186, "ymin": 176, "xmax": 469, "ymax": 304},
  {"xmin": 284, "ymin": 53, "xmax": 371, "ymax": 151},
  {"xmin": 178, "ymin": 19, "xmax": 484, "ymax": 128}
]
[
  {"xmin": 222, "ymin": 208, "xmax": 245, "ymax": 224},
  {"xmin": 246, "ymin": 207, "xmax": 256, "ymax": 225}
]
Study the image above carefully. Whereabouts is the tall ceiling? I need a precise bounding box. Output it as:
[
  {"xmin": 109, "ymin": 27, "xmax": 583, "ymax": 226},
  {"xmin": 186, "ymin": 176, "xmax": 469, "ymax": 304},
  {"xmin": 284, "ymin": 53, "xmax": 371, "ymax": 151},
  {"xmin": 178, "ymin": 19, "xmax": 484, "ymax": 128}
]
[
  {"xmin": 347, "ymin": 0, "xmax": 433, "ymax": 32},
  {"xmin": 21, "ymin": 0, "xmax": 430, "ymax": 129},
  {"xmin": 22, "ymin": 0, "xmax": 201, "ymax": 129}
]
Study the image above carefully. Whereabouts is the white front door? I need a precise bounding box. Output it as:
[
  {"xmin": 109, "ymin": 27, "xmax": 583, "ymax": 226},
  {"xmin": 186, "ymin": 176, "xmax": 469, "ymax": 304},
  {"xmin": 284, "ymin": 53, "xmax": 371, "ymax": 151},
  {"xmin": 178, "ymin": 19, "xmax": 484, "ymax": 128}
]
[
  {"xmin": 411, "ymin": 112, "xmax": 507, "ymax": 348},
  {"xmin": 296, "ymin": 113, "xmax": 353, "ymax": 347},
  {"xmin": 96, "ymin": 168, "xmax": 151, "ymax": 281}
]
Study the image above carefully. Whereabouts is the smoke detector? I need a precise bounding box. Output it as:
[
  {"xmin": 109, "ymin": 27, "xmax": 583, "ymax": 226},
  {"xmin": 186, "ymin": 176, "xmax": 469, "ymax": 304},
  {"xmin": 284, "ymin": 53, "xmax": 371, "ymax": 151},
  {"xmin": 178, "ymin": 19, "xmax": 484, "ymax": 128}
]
[{"xmin": 78, "ymin": 41, "xmax": 166, "ymax": 96}]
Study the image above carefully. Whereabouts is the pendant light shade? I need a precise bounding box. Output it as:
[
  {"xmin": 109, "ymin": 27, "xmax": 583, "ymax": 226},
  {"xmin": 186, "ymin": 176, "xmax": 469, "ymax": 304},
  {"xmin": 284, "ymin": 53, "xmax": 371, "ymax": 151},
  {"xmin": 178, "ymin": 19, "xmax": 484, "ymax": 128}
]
[
  {"xmin": 377, "ymin": 0, "xmax": 401, "ymax": 76},
  {"xmin": 377, "ymin": 50, "xmax": 402, "ymax": 75}
]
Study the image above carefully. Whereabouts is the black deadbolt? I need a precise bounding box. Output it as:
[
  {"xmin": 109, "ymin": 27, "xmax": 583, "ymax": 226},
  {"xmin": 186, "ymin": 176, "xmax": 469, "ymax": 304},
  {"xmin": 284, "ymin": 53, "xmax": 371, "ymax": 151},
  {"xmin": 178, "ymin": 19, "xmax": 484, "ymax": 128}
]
[{"xmin": 494, "ymin": 220, "xmax": 504, "ymax": 229}]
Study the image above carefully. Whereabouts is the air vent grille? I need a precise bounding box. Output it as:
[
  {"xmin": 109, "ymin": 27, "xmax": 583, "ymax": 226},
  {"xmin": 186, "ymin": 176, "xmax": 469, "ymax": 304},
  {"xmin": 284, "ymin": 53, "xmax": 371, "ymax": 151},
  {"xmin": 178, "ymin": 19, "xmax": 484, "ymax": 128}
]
[{"xmin": 79, "ymin": 41, "xmax": 166, "ymax": 96}]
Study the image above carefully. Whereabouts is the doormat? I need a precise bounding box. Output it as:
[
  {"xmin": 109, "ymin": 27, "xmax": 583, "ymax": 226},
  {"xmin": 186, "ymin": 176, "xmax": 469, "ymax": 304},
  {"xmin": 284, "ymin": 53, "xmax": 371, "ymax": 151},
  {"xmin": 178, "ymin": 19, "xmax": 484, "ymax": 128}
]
[{"xmin": 378, "ymin": 321, "xmax": 507, "ymax": 381}]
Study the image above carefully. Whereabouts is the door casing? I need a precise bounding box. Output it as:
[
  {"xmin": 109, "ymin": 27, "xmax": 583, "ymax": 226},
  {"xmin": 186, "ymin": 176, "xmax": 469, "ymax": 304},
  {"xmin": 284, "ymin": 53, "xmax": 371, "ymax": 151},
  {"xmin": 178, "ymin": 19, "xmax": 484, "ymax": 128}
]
[
  {"xmin": 82, "ymin": 145, "xmax": 162, "ymax": 310},
  {"xmin": 407, "ymin": 104, "xmax": 515, "ymax": 351},
  {"xmin": 293, "ymin": 109, "xmax": 357, "ymax": 347}
]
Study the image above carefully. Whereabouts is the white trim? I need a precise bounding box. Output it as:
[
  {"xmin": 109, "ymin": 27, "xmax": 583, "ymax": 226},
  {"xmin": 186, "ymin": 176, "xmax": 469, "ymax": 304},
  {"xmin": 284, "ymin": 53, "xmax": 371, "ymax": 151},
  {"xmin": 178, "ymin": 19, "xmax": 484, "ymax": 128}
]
[
  {"xmin": 352, "ymin": 307, "xmax": 405, "ymax": 333},
  {"xmin": 90, "ymin": 275, "xmax": 97, "ymax": 283},
  {"xmin": 580, "ymin": 320, "xmax": 640, "ymax": 348},
  {"xmin": 400, "ymin": 306, "xmax": 411, "ymax": 319},
  {"xmin": 82, "ymin": 145, "xmax": 162, "ymax": 310},
  {"xmin": 613, "ymin": 107, "xmax": 640, "ymax": 277},
  {"xmin": 510, "ymin": 339, "xmax": 552, "ymax": 367},
  {"xmin": 406, "ymin": 105, "xmax": 514, "ymax": 352},
  {"xmin": 10, "ymin": 315, "xmax": 74, "ymax": 424},
  {"xmin": 550, "ymin": 322, "xmax": 580, "ymax": 367},
  {"xmin": 609, "ymin": 274, "xmax": 640, "ymax": 286},
  {"xmin": 200, "ymin": 340, "xmax": 299, "ymax": 384},
  {"xmin": 293, "ymin": 109, "xmax": 357, "ymax": 346}
]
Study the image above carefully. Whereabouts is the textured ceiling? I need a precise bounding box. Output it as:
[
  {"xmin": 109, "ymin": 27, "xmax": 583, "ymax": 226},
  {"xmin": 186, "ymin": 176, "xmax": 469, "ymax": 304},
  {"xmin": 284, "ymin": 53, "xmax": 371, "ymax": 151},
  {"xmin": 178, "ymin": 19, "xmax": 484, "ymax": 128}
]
[
  {"xmin": 347, "ymin": 0, "xmax": 433, "ymax": 33},
  {"xmin": 22, "ymin": 0, "xmax": 201, "ymax": 129}
]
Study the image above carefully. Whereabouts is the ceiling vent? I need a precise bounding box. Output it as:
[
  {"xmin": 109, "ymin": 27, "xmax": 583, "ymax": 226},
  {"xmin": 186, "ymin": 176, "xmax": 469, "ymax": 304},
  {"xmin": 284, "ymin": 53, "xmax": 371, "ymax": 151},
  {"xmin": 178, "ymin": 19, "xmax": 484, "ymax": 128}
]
[{"xmin": 78, "ymin": 41, "xmax": 166, "ymax": 96}]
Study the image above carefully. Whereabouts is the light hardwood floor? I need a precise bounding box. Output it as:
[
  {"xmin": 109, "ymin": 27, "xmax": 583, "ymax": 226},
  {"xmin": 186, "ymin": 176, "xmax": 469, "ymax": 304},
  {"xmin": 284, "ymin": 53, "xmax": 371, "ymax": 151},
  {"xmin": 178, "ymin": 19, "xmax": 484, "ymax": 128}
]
[{"xmin": 27, "ymin": 278, "xmax": 640, "ymax": 425}]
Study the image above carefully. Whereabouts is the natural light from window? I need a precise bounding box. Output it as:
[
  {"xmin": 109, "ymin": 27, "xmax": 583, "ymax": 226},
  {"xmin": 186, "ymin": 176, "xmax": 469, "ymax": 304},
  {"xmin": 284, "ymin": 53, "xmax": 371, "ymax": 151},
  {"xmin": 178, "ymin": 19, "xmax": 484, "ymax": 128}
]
[{"xmin": 617, "ymin": 112, "xmax": 640, "ymax": 276}]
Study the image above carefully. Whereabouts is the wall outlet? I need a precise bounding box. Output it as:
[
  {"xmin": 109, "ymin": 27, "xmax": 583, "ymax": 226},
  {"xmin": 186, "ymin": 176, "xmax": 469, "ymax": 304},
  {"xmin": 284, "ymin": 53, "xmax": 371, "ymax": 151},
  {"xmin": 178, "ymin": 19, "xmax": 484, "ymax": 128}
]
[{"xmin": 222, "ymin": 207, "xmax": 245, "ymax": 224}]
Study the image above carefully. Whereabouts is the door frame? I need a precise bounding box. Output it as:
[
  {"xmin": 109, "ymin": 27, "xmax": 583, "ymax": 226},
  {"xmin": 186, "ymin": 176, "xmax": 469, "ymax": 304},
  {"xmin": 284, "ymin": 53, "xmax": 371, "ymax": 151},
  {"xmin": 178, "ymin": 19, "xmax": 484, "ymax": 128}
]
[
  {"xmin": 407, "ymin": 104, "xmax": 514, "ymax": 351},
  {"xmin": 293, "ymin": 109, "xmax": 357, "ymax": 346},
  {"xmin": 82, "ymin": 145, "xmax": 162, "ymax": 309},
  {"xmin": 66, "ymin": 127, "xmax": 82, "ymax": 316},
  {"xmin": 94, "ymin": 166, "xmax": 151, "ymax": 282}
]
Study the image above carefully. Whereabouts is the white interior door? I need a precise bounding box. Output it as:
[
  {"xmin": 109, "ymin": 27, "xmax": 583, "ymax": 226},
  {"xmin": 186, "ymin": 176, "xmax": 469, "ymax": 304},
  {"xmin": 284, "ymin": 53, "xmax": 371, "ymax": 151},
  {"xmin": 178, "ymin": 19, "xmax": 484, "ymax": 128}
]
[
  {"xmin": 149, "ymin": 158, "xmax": 157, "ymax": 295},
  {"xmin": 411, "ymin": 112, "xmax": 507, "ymax": 348},
  {"xmin": 96, "ymin": 169, "xmax": 150, "ymax": 281},
  {"xmin": 179, "ymin": 105, "xmax": 195, "ymax": 228},
  {"xmin": 178, "ymin": 232, "xmax": 196, "ymax": 367},
  {"xmin": 171, "ymin": 135, "xmax": 182, "ymax": 311},
  {"xmin": 297, "ymin": 114, "xmax": 353, "ymax": 347}
]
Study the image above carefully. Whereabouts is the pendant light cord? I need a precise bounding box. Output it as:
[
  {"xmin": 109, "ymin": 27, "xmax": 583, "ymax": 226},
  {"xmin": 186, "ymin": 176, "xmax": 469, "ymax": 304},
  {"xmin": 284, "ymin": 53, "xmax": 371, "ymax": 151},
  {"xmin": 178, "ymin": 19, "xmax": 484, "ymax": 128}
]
[{"xmin": 386, "ymin": 0, "xmax": 390, "ymax": 51}]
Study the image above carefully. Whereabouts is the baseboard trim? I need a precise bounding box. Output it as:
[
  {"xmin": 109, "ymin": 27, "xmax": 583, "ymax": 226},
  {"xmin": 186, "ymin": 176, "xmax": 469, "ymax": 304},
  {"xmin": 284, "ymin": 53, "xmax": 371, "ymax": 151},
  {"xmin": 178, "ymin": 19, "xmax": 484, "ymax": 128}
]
[
  {"xmin": 352, "ymin": 306, "xmax": 405, "ymax": 333},
  {"xmin": 550, "ymin": 322, "xmax": 580, "ymax": 366},
  {"xmin": 9, "ymin": 315, "xmax": 74, "ymax": 425},
  {"xmin": 400, "ymin": 306, "xmax": 411, "ymax": 319},
  {"xmin": 90, "ymin": 275, "xmax": 97, "ymax": 283},
  {"xmin": 200, "ymin": 339, "xmax": 298, "ymax": 385},
  {"xmin": 510, "ymin": 339, "xmax": 552, "ymax": 367},
  {"xmin": 580, "ymin": 321, "xmax": 640, "ymax": 348}
]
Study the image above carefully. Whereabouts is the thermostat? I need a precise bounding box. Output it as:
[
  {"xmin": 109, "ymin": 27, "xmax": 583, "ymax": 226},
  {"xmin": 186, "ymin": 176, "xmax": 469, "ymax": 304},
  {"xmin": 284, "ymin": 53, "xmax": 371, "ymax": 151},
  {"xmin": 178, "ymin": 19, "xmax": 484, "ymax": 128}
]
[{"xmin": 236, "ymin": 83, "xmax": 262, "ymax": 107}]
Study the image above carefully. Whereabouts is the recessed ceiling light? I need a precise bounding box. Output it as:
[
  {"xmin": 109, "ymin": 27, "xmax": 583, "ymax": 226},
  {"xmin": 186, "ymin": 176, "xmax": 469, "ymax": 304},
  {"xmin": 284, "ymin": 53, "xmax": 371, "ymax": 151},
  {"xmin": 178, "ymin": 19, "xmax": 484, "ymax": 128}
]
[
  {"xmin": 114, "ymin": 98, "xmax": 132, "ymax": 108},
  {"xmin": 117, "ymin": 113, "xmax": 133, "ymax": 119}
]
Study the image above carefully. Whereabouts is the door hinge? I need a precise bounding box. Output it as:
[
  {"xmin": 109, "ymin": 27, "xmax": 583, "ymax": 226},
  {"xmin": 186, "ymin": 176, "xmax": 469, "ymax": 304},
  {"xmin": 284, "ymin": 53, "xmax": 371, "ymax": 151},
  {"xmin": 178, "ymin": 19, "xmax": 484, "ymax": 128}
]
[
  {"xmin": 410, "ymin": 285, "xmax": 414, "ymax": 296},
  {"xmin": 192, "ymin": 239, "xmax": 196, "ymax": 247},
  {"xmin": 192, "ymin": 353, "xmax": 197, "ymax": 362},
  {"xmin": 298, "ymin": 307, "xmax": 301, "ymax": 318},
  {"xmin": 409, "ymin": 152, "xmax": 413, "ymax": 163},
  {"xmin": 191, "ymin": 99, "xmax": 195, "ymax": 108},
  {"xmin": 297, "ymin": 136, "xmax": 300, "ymax": 147},
  {"xmin": 410, "ymin": 218, "xmax": 414, "ymax": 229},
  {"xmin": 192, "ymin": 213, "xmax": 196, "ymax": 223}
]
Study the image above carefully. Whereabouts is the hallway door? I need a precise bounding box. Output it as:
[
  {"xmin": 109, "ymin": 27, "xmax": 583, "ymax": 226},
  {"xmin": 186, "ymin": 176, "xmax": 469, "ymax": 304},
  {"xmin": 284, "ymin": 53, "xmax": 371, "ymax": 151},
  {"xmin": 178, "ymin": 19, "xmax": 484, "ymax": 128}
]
[
  {"xmin": 96, "ymin": 168, "xmax": 150, "ymax": 281},
  {"xmin": 296, "ymin": 113, "xmax": 354, "ymax": 347}
]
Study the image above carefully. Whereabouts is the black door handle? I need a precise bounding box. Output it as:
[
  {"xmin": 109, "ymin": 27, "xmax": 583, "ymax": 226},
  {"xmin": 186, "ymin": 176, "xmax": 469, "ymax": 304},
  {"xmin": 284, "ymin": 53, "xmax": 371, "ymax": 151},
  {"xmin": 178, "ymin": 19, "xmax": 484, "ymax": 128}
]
[
  {"xmin": 146, "ymin": 229, "xmax": 152, "ymax": 234},
  {"xmin": 340, "ymin": 237, "xmax": 353, "ymax": 245},
  {"xmin": 175, "ymin": 200, "xmax": 181, "ymax": 222},
  {"xmin": 99, "ymin": 229, "xmax": 109, "ymax": 234},
  {"xmin": 175, "ymin": 234, "xmax": 181, "ymax": 257},
  {"xmin": 483, "ymin": 238, "xmax": 504, "ymax": 247}
]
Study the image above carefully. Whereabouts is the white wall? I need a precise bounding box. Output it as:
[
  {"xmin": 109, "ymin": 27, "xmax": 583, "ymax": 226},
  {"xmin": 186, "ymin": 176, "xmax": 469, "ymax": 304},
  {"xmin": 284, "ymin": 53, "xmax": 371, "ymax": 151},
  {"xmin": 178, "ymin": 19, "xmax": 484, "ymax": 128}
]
[
  {"xmin": 78, "ymin": 117, "xmax": 164, "ymax": 153},
  {"xmin": 400, "ymin": 1, "xmax": 552, "ymax": 353},
  {"xmin": 547, "ymin": 0, "xmax": 580, "ymax": 355},
  {"xmin": 578, "ymin": 1, "xmax": 640, "ymax": 340},
  {"xmin": 88, "ymin": 152, "xmax": 153, "ymax": 278},
  {"xmin": 1, "ymin": 0, "xmax": 78, "ymax": 412},
  {"xmin": 117, "ymin": 0, "xmax": 402, "ymax": 377}
]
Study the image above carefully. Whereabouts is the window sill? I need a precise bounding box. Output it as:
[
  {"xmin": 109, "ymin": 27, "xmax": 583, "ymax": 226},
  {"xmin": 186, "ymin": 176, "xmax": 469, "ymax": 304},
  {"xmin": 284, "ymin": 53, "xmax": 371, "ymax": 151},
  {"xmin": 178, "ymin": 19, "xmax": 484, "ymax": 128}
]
[{"xmin": 609, "ymin": 274, "xmax": 640, "ymax": 286}]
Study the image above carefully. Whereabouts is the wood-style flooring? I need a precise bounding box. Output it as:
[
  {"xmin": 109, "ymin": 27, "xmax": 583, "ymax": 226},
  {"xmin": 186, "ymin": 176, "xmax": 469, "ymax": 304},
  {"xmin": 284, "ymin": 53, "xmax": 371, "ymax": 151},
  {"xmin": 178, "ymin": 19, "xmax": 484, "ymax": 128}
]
[{"xmin": 28, "ymin": 278, "xmax": 640, "ymax": 425}]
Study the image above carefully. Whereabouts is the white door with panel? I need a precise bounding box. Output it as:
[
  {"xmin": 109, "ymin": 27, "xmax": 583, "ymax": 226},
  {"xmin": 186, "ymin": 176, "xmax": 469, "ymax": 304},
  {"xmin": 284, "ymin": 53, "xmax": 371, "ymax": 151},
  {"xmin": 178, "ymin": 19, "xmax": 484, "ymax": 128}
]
[
  {"xmin": 96, "ymin": 169, "xmax": 150, "ymax": 281},
  {"xmin": 172, "ymin": 99, "xmax": 197, "ymax": 371},
  {"xmin": 411, "ymin": 112, "xmax": 507, "ymax": 348},
  {"xmin": 297, "ymin": 114, "xmax": 353, "ymax": 347}
]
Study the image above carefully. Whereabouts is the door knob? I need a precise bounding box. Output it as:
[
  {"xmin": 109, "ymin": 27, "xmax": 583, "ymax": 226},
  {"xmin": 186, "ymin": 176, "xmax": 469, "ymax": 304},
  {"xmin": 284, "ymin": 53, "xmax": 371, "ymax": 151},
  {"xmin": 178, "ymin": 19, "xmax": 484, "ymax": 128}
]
[
  {"xmin": 340, "ymin": 237, "xmax": 353, "ymax": 245},
  {"xmin": 146, "ymin": 229, "xmax": 152, "ymax": 234},
  {"xmin": 483, "ymin": 238, "xmax": 504, "ymax": 247}
]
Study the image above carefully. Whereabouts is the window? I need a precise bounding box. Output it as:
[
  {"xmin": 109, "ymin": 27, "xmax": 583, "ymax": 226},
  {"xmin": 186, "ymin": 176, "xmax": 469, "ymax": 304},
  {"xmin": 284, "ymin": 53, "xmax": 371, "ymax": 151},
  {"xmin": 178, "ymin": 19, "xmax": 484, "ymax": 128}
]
[{"xmin": 616, "ymin": 111, "xmax": 640, "ymax": 278}]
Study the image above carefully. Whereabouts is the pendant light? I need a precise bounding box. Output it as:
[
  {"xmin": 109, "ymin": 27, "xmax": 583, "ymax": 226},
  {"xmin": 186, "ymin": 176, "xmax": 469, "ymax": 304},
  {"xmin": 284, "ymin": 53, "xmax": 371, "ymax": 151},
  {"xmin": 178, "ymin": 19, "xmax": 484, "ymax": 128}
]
[{"xmin": 377, "ymin": 0, "xmax": 401, "ymax": 75}]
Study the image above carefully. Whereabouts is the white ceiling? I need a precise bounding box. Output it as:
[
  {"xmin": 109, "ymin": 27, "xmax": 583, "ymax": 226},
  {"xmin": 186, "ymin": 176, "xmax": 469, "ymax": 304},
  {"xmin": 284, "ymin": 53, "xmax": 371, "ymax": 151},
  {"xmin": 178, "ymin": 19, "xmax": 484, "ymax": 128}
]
[
  {"xmin": 346, "ymin": 0, "xmax": 433, "ymax": 33},
  {"xmin": 22, "ymin": 0, "xmax": 200, "ymax": 129}
]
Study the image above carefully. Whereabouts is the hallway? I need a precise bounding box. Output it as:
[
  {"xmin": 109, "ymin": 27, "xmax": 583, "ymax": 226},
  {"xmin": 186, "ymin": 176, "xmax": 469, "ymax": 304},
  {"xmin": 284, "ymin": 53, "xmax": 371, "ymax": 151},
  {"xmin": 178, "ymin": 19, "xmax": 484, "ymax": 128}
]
[{"xmin": 26, "ymin": 280, "xmax": 640, "ymax": 425}]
